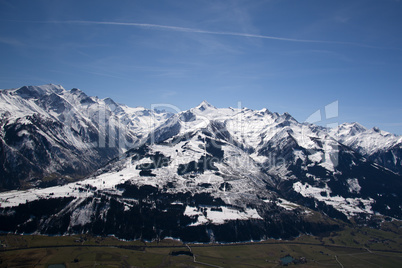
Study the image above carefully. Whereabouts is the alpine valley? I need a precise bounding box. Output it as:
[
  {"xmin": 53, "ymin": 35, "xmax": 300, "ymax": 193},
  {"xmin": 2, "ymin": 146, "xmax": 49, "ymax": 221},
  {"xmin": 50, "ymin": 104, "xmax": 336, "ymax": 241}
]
[{"xmin": 0, "ymin": 84, "xmax": 401, "ymax": 243}]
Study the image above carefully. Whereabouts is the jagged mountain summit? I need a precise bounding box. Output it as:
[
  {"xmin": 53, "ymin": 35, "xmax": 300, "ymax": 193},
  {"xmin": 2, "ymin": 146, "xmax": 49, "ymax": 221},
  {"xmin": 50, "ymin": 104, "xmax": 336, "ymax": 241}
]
[{"xmin": 0, "ymin": 84, "xmax": 401, "ymax": 242}]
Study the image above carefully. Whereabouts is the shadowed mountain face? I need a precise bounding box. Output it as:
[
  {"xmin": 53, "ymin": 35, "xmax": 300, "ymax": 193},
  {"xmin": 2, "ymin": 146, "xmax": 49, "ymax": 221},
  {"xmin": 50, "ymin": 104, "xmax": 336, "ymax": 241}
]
[{"xmin": 0, "ymin": 84, "xmax": 401, "ymax": 242}]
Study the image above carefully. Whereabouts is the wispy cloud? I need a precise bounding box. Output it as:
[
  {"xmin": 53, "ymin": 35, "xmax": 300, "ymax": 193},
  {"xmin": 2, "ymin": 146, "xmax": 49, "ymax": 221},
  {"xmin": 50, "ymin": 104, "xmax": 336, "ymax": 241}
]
[
  {"xmin": 38, "ymin": 20, "xmax": 377, "ymax": 48},
  {"xmin": 0, "ymin": 37, "xmax": 24, "ymax": 47}
]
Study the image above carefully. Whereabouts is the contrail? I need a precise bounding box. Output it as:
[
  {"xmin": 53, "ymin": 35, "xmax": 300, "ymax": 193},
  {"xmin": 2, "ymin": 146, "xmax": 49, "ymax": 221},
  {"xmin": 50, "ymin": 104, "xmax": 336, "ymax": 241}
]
[
  {"xmin": 61, "ymin": 20, "xmax": 327, "ymax": 43},
  {"xmin": 35, "ymin": 20, "xmax": 379, "ymax": 48}
]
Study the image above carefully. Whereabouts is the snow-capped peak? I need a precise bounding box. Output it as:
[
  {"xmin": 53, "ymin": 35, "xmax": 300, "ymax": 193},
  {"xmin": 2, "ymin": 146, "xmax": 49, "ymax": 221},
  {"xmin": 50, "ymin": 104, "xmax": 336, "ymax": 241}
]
[
  {"xmin": 69, "ymin": 88, "xmax": 83, "ymax": 94},
  {"xmin": 259, "ymin": 108, "xmax": 270, "ymax": 114},
  {"xmin": 196, "ymin": 100, "xmax": 216, "ymax": 111},
  {"xmin": 280, "ymin": 112, "xmax": 297, "ymax": 122},
  {"xmin": 333, "ymin": 122, "xmax": 400, "ymax": 156},
  {"xmin": 35, "ymin": 83, "xmax": 65, "ymax": 93},
  {"xmin": 337, "ymin": 122, "xmax": 367, "ymax": 136},
  {"xmin": 11, "ymin": 84, "xmax": 65, "ymax": 98}
]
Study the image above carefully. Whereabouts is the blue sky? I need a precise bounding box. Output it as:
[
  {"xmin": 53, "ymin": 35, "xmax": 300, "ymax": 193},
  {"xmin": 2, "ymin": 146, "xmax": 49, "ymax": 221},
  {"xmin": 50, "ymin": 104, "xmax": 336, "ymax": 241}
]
[{"xmin": 1, "ymin": 0, "xmax": 401, "ymax": 134}]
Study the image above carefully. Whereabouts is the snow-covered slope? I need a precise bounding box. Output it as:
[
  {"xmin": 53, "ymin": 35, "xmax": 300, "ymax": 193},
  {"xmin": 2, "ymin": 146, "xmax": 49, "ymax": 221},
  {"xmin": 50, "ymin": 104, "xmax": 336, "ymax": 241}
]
[
  {"xmin": 332, "ymin": 123, "xmax": 402, "ymax": 174},
  {"xmin": 0, "ymin": 129, "xmax": 340, "ymax": 242},
  {"xmin": 0, "ymin": 84, "xmax": 171, "ymax": 190}
]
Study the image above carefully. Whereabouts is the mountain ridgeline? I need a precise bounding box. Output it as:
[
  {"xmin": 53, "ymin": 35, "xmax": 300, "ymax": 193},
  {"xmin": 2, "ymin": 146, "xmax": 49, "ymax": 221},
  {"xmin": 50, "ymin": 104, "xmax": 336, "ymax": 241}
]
[{"xmin": 0, "ymin": 84, "xmax": 401, "ymax": 242}]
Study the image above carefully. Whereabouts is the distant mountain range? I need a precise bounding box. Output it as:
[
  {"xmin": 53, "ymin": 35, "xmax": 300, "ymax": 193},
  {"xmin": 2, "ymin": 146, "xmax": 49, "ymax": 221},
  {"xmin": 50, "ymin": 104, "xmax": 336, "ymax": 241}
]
[{"xmin": 0, "ymin": 84, "xmax": 401, "ymax": 242}]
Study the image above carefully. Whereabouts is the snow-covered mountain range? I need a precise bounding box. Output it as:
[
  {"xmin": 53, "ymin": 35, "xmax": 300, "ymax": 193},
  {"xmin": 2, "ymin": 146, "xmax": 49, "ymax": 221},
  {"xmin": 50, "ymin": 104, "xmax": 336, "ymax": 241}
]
[
  {"xmin": 0, "ymin": 84, "xmax": 401, "ymax": 242},
  {"xmin": 0, "ymin": 84, "xmax": 171, "ymax": 189}
]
